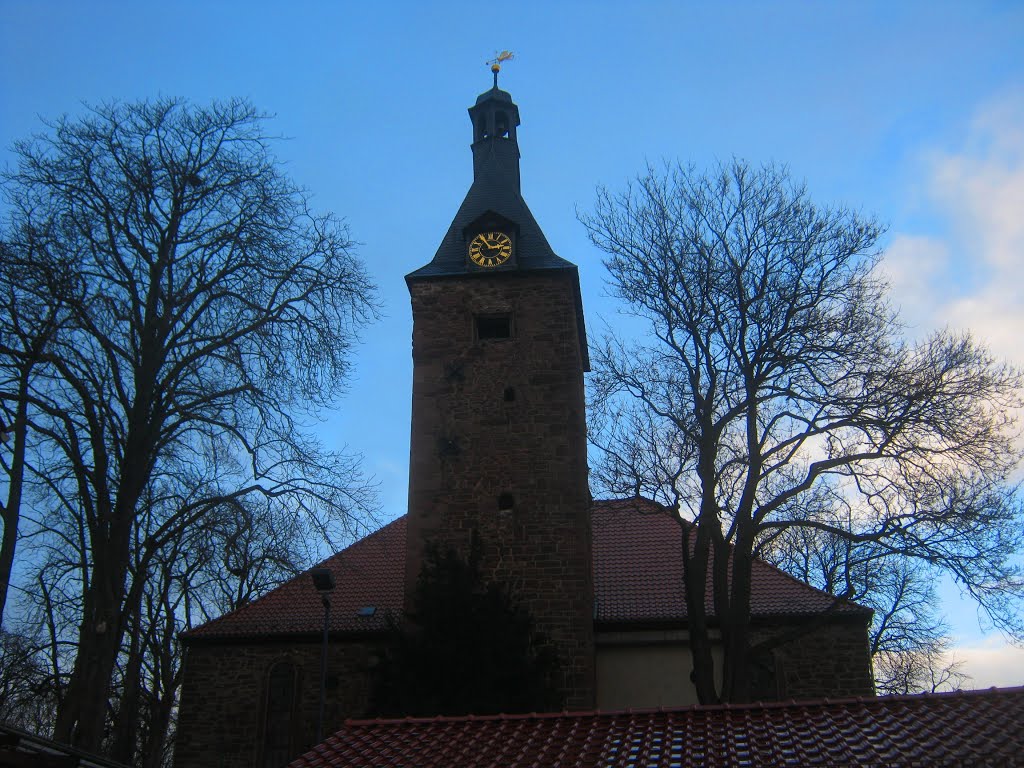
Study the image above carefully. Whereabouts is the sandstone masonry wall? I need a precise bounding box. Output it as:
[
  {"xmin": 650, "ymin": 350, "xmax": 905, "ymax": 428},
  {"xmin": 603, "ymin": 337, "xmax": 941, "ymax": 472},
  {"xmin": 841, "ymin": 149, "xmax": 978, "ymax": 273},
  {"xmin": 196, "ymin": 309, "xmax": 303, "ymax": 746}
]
[
  {"xmin": 755, "ymin": 618, "xmax": 875, "ymax": 699},
  {"xmin": 404, "ymin": 270, "xmax": 595, "ymax": 709},
  {"xmin": 173, "ymin": 638, "xmax": 378, "ymax": 768}
]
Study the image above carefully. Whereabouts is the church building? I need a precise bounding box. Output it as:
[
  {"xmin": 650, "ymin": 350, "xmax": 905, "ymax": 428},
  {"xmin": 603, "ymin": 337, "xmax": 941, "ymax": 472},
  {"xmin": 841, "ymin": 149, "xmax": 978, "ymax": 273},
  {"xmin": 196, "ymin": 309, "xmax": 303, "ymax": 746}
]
[{"xmin": 173, "ymin": 72, "xmax": 875, "ymax": 768}]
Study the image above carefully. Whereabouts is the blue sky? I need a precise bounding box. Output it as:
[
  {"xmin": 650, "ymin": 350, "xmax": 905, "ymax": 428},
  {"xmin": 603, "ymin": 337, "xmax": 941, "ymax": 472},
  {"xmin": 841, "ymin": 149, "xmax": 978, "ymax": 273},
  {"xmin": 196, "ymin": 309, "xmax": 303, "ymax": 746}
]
[{"xmin": 3, "ymin": 0, "xmax": 1023, "ymax": 686}]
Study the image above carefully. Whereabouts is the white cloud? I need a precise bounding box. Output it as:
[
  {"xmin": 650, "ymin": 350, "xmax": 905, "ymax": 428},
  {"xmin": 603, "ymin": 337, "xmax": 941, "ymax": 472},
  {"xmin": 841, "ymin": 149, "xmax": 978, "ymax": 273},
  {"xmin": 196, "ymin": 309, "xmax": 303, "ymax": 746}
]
[
  {"xmin": 886, "ymin": 91, "xmax": 1024, "ymax": 666},
  {"xmin": 946, "ymin": 637, "xmax": 1024, "ymax": 689},
  {"xmin": 879, "ymin": 234, "xmax": 950, "ymax": 336},
  {"xmin": 888, "ymin": 89, "xmax": 1024, "ymax": 366}
]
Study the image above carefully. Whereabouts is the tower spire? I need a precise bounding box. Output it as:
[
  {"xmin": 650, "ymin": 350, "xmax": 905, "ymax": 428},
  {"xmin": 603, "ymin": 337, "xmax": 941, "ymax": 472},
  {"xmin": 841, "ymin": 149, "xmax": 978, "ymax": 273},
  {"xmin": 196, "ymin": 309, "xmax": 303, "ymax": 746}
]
[
  {"xmin": 486, "ymin": 50, "xmax": 515, "ymax": 88},
  {"xmin": 467, "ymin": 56, "xmax": 521, "ymax": 191}
]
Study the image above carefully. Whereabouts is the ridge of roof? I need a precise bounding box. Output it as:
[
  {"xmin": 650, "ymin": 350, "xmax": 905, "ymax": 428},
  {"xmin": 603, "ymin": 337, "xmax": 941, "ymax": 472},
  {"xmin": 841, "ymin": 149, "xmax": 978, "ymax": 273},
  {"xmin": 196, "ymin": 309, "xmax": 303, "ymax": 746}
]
[{"xmin": 339, "ymin": 685, "xmax": 1024, "ymax": 726}]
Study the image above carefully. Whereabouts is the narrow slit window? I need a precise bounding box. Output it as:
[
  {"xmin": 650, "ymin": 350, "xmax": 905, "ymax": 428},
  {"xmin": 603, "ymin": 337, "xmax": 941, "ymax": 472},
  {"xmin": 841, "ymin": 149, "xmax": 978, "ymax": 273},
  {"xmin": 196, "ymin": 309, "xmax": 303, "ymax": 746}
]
[{"xmin": 476, "ymin": 315, "xmax": 512, "ymax": 340}]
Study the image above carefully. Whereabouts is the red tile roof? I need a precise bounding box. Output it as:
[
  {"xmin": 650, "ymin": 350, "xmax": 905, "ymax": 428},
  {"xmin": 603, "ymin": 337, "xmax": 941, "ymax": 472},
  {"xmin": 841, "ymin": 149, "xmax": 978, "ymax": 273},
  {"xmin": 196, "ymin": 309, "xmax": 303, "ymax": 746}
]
[
  {"xmin": 184, "ymin": 517, "xmax": 407, "ymax": 638},
  {"xmin": 592, "ymin": 497, "xmax": 866, "ymax": 623},
  {"xmin": 288, "ymin": 687, "xmax": 1024, "ymax": 768},
  {"xmin": 184, "ymin": 498, "xmax": 867, "ymax": 641}
]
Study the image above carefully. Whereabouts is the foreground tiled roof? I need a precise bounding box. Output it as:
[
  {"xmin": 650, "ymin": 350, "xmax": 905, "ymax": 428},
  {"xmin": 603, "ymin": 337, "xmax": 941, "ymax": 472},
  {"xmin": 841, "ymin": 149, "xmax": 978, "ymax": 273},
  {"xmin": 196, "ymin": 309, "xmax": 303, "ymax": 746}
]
[
  {"xmin": 288, "ymin": 687, "xmax": 1024, "ymax": 768},
  {"xmin": 184, "ymin": 498, "xmax": 867, "ymax": 641}
]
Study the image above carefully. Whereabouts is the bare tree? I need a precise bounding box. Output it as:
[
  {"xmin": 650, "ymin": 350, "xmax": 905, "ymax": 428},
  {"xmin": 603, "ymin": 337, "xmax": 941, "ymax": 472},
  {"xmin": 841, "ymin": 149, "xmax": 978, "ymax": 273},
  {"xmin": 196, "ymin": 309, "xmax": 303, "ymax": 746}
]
[
  {"xmin": 0, "ymin": 628, "xmax": 59, "ymax": 731},
  {"xmin": 582, "ymin": 159, "xmax": 1023, "ymax": 703},
  {"xmin": 762, "ymin": 526, "xmax": 970, "ymax": 694},
  {"xmin": 0, "ymin": 98, "xmax": 378, "ymax": 751},
  {"xmin": 0, "ymin": 231, "xmax": 69, "ymax": 630},
  {"xmin": 873, "ymin": 632, "xmax": 970, "ymax": 695},
  {"xmin": 6, "ymin": 486, "xmax": 299, "ymax": 764}
]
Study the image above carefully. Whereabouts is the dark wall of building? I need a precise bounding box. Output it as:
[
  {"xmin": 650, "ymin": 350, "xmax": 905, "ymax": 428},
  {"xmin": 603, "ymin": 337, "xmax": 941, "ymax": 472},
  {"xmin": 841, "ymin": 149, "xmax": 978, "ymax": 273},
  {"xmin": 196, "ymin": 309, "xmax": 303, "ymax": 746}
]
[
  {"xmin": 761, "ymin": 618, "xmax": 875, "ymax": 699},
  {"xmin": 173, "ymin": 638, "xmax": 379, "ymax": 768},
  {"xmin": 404, "ymin": 270, "xmax": 595, "ymax": 709},
  {"xmin": 173, "ymin": 618, "xmax": 872, "ymax": 767},
  {"xmin": 596, "ymin": 618, "xmax": 874, "ymax": 709}
]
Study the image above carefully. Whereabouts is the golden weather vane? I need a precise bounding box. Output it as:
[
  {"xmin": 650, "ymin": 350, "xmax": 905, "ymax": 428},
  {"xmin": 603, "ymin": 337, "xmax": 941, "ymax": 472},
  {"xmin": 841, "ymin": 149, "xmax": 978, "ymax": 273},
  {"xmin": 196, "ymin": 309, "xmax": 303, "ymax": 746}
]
[{"xmin": 486, "ymin": 50, "xmax": 515, "ymax": 87}]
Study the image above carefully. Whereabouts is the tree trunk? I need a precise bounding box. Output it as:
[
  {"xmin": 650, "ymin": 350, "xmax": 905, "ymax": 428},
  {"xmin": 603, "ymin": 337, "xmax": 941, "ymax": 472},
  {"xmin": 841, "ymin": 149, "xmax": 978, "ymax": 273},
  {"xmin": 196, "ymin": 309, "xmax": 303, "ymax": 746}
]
[
  {"xmin": 142, "ymin": 691, "xmax": 175, "ymax": 768},
  {"xmin": 111, "ymin": 591, "xmax": 145, "ymax": 764},
  {"xmin": 683, "ymin": 520, "xmax": 719, "ymax": 704},
  {"xmin": 53, "ymin": 546, "xmax": 129, "ymax": 748},
  {"xmin": 54, "ymin": 387, "xmax": 157, "ymax": 751},
  {"xmin": 142, "ymin": 627, "xmax": 181, "ymax": 768},
  {"xmin": 0, "ymin": 371, "xmax": 31, "ymax": 631},
  {"xmin": 53, "ymin": 507, "xmax": 135, "ymax": 750},
  {"xmin": 721, "ymin": 541, "xmax": 754, "ymax": 703},
  {"xmin": 138, "ymin": 562, "xmax": 181, "ymax": 768}
]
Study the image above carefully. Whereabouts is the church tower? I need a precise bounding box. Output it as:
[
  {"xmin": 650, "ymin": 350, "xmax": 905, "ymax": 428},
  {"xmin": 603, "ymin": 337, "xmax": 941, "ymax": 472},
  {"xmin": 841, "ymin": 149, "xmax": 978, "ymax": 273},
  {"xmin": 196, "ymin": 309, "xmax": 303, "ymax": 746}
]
[{"xmin": 404, "ymin": 67, "xmax": 594, "ymax": 709}]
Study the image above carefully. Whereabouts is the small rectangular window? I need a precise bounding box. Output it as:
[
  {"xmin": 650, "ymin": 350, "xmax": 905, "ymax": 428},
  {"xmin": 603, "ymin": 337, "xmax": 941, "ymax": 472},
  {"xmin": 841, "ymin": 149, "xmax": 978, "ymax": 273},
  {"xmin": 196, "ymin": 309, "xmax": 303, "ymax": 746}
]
[{"xmin": 475, "ymin": 314, "xmax": 512, "ymax": 340}]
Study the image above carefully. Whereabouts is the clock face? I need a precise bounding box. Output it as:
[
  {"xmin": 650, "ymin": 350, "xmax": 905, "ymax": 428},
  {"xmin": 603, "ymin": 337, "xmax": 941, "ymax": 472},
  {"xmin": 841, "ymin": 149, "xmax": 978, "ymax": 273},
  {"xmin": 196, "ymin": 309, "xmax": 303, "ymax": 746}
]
[{"xmin": 469, "ymin": 231, "xmax": 513, "ymax": 268}]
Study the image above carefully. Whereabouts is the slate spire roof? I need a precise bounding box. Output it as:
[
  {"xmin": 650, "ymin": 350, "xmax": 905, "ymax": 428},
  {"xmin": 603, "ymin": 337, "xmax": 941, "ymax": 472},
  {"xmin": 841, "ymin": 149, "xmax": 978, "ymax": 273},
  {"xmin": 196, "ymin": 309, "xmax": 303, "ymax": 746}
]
[
  {"xmin": 406, "ymin": 79, "xmax": 578, "ymax": 279},
  {"xmin": 286, "ymin": 686, "xmax": 1024, "ymax": 768},
  {"xmin": 404, "ymin": 74, "xmax": 590, "ymax": 369},
  {"xmin": 182, "ymin": 498, "xmax": 869, "ymax": 642}
]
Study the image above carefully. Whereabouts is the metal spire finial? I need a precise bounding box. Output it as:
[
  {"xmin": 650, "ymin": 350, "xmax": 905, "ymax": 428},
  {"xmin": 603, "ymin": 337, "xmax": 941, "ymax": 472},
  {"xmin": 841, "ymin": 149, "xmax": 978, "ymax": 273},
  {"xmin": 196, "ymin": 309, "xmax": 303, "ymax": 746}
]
[{"xmin": 486, "ymin": 50, "xmax": 515, "ymax": 87}]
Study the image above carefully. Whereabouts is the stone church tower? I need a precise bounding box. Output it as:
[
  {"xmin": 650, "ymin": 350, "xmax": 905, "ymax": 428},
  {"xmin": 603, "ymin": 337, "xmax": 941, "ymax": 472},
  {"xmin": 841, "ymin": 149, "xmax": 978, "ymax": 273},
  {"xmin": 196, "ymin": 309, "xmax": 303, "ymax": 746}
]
[
  {"xmin": 171, "ymin": 71, "xmax": 876, "ymax": 768},
  {"xmin": 403, "ymin": 70, "xmax": 595, "ymax": 709}
]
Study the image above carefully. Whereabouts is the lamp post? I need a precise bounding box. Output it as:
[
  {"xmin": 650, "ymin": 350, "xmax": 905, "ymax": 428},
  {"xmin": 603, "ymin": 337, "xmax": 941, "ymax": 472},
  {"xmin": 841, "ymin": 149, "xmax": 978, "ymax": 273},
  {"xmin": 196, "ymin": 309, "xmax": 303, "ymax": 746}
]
[{"xmin": 311, "ymin": 567, "xmax": 335, "ymax": 744}]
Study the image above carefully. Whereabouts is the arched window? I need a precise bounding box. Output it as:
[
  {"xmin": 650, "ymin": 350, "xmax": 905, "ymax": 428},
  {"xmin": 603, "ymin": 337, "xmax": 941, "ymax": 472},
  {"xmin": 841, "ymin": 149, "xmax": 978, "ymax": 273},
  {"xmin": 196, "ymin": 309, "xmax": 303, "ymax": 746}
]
[
  {"xmin": 262, "ymin": 661, "xmax": 299, "ymax": 768},
  {"xmin": 495, "ymin": 111, "xmax": 509, "ymax": 138}
]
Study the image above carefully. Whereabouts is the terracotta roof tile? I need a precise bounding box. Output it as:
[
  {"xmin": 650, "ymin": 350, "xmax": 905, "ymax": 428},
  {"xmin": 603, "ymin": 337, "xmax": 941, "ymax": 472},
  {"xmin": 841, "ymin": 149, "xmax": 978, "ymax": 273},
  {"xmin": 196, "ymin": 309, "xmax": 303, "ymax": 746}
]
[
  {"xmin": 592, "ymin": 497, "xmax": 868, "ymax": 623},
  {"xmin": 184, "ymin": 498, "xmax": 867, "ymax": 641},
  {"xmin": 183, "ymin": 517, "xmax": 406, "ymax": 639},
  {"xmin": 288, "ymin": 687, "xmax": 1024, "ymax": 767}
]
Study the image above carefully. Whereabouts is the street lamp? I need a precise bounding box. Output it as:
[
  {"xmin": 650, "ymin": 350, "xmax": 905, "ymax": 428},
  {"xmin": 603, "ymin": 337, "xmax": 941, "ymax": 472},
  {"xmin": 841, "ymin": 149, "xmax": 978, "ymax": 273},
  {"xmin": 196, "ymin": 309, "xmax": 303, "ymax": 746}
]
[{"xmin": 311, "ymin": 567, "xmax": 335, "ymax": 744}]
